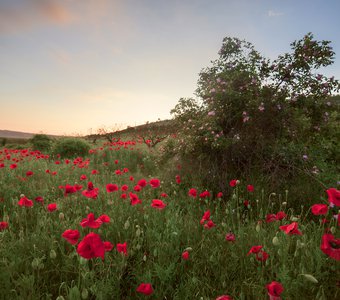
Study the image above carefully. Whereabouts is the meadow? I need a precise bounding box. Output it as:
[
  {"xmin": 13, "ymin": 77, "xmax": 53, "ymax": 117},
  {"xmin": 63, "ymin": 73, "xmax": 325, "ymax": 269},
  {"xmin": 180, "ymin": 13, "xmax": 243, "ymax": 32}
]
[{"xmin": 0, "ymin": 136, "xmax": 339, "ymax": 300}]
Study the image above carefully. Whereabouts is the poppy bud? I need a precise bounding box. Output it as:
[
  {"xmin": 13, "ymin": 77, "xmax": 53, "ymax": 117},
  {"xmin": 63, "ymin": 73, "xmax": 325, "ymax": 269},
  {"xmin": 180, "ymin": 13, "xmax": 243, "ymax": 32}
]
[
  {"xmin": 272, "ymin": 236, "xmax": 280, "ymax": 246},
  {"xmin": 59, "ymin": 212, "xmax": 65, "ymax": 220},
  {"xmin": 81, "ymin": 288, "xmax": 89, "ymax": 299},
  {"xmin": 50, "ymin": 249, "xmax": 57, "ymax": 259},
  {"xmin": 256, "ymin": 223, "xmax": 261, "ymax": 232}
]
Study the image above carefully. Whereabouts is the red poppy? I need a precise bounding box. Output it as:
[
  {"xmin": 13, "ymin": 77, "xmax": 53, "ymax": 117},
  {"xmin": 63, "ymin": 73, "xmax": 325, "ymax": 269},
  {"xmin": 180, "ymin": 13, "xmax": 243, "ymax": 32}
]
[
  {"xmin": 35, "ymin": 196, "xmax": 44, "ymax": 204},
  {"xmin": 121, "ymin": 184, "xmax": 129, "ymax": 191},
  {"xmin": 320, "ymin": 233, "xmax": 340, "ymax": 260},
  {"xmin": 0, "ymin": 163, "xmax": 5, "ymax": 168},
  {"xmin": 266, "ymin": 214, "xmax": 277, "ymax": 223},
  {"xmin": 276, "ymin": 211, "xmax": 286, "ymax": 220},
  {"xmin": 149, "ymin": 178, "xmax": 160, "ymax": 188},
  {"xmin": 326, "ymin": 188, "xmax": 340, "ymax": 206},
  {"xmin": 247, "ymin": 185, "xmax": 254, "ymax": 192},
  {"xmin": 136, "ymin": 283, "xmax": 153, "ymax": 296},
  {"xmin": 26, "ymin": 171, "xmax": 33, "ymax": 177},
  {"xmin": 104, "ymin": 241, "xmax": 114, "ymax": 252},
  {"xmin": 175, "ymin": 175, "xmax": 181, "ymax": 184},
  {"xmin": 10, "ymin": 163, "xmax": 17, "ymax": 169},
  {"xmin": 200, "ymin": 210, "xmax": 211, "ymax": 225},
  {"xmin": 47, "ymin": 203, "xmax": 57, "ymax": 212},
  {"xmin": 229, "ymin": 179, "xmax": 238, "ymax": 187},
  {"xmin": 82, "ymin": 182, "xmax": 99, "ymax": 199},
  {"xmin": 130, "ymin": 193, "xmax": 142, "ymax": 205},
  {"xmin": 98, "ymin": 214, "xmax": 110, "ymax": 223},
  {"xmin": 225, "ymin": 232, "xmax": 235, "ymax": 242},
  {"xmin": 199, "ymin": 190, "xmax": 211, "ymax": 198},
  {"xmin": 137, "ymin": 178, "xmax": 147, "ymax": 188},
  {"xmin": 255, "ymin": 250, "xmax": 269, "ymax": 262},
  {"xmin": 311, "ymin": 204, "xmax": 328, "ymax": 215},
  {"xmin": 247, "ymin": 245, "xmax": 263, "ymax": 255},
  {"xmin": 116, "ymin": 242, "xmax": 127, "ymax": 256},
  {"xmin": 115, "ymin": 169, "xmax": 122, "ymax": 175},
  {"xmin": 216, "ymin": 295, "xmax": 233, "ymax": 300},
  {"xmin": 243, "ymin": 200, "xmax": 250, "ymax": 207},
  {"xmin": 121, "ymin": 193, "xmax": 127, "ymax": 199},
  {"xmin": 18, "ymin": 196, "xmax": 33, "ymax": 207},
  {"xmin": 134, "ymin": 185, "xmax": 142, "ymax": 192},
  {"xmin": 266, "ymin": 281, "xmax": 284, "ymax": 299},
  {"xmin": 204, "ymin": 220, "xmax": 216, "ymax": 229},
  {"xmin": 77, "ymin": 232, "xmax": 105, "ymax": 260},
  {"xmin": 80, "ymin": 213, "xmax": 102, "ymax": 229},
  {"xmin": 151, "ymin": 199, "xmax": 167, "ymax": 209},
  {"xmin": 217, "ymin": 192, "xmax": 223, "ymax": 198},
  {"xmin": 279, "ymin": 222, "xmax": 302, "ymax": 235},
  {"xmin": 63, "ymin": 184, "xmax": 77, "ymax": 196},
  {"xmin": 91, "ymin": 169, "xmax": 99, "ymax": 174},
  {"xmin": 106, "ymin": 183, "xmax": 119, "ymax": 193},
  {"xmin": 80, "ymin": 174, "xmax": 87, "ymax": 181},
  {"xmin": 0, "ymin": 221, "xmax": 9, "ymax": 231},
  {"xmin": 182, "ymin": 251, "xmax": 189, "ymax": 260},
  {"xmin": 62, "ymin": 229, "xmax": 80, "ymax": 245},
  {"xmin": 188, "ymin": 188, "xmax": 197, "ymax": 198},
  {"xmin": 160, "ymin": 192, "xmax": 168, "ymax": 198}
]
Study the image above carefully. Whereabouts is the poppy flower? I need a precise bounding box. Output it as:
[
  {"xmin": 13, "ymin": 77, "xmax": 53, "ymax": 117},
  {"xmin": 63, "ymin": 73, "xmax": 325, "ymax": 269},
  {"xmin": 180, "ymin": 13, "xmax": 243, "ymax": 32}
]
[
  {"xmin": 80, "ymin": 174, "xmax": 87, "ymax": 181},
  {"xmin": 276, "ymin": 211, "xmax": 286, "ymax": 220},
  {"xmin": 63, "ymin": 184, "xmax": 77, "ymax": 196},
  {"xmin": 311, "ymin": 204, "xmax": 328, "ymax": 215},
  {"xmin": 216, "ymin": 295, "xmax": 233, "ymax": 300},
  {"xmin": 47, "ymin": 203, "xmax": 57, "ymax": 212},
  {"xmin": 200, "ymin": 210, "xmax": 211, "ymax": 225},
  {"xmin": 104, "ymin": 241, "xmax": 114, "ymax": 252},
  {"xmin": 320, "ymin": 233, "xmax": 340, "ymax": 260},
  {"xmin": 115, "ymin": 169, "xmax": 122, "ymax": 175},
  {"xmin": 35, "ymin": 196, "xmax": 44, "ymax": 204},
  {"xmin": 121, "ymin": 184, "xmax": 129, "ymax": 191},
  {"xmin": 217, "ymin": 192, "xmax": 223, "ymax": 198},
  {"xmin": 247, "ymin": 185, "xmax": 254, "ymax": 192},
  {"xmin": 130, "ymin": 193, "xmax": 142, "ymax": 206},
  {"xmin": 10, "ymin": 163, "xmax": 17, "ymax": 169},
  {"xmin": 116, "ymin": 242, "xmax": 127, "ymax": 256},
  {"xmin": 255, "ymin": 250, "xmax": 269, "ymax": 262},
  {"xmin": 188, "ymin": 188, "xmax": 197, "ymax": 198},
  {"xmin": 247, "ymin": 245, "xmax": 263, "ymax": 255},
  {"xmin": 106, "ymin": 183, "xmax": 119, "ymax": 193},
  {"xmin": 149, "ymin": 178, "xmax": 160, "ymax": 188},
  {"xmin": 182, "ymin": 251, "xmax": 189, "ymax": 260},
  {"xmin": 0, "ymin": 163, "xmax": 5, "ymax": 168},
  {"xmin": 18, "ymin": 196, "xmax": 33, "ymax": 207},
  {"xmin": 91, "ymin": 169, "xmax": 99, "ymax": 175},
  {"xmin": 204, "ymin": 220, "xmax": 216, "ymax": 229},
  {"xmin": 160, "ymin": 192, "xmax": 168, "ymax": 198},
  {"xmin": 151, "ymin": 199, "xmax": 167, "ymax": 210},
  {"xmin": 62, "ymin": 229, "xmax": 80, "ymax": 245},
  {"xmin": 136, "ymin": 283, "xmax": 153, "ymax": 296},
  {"xmin": 199, "ymin": 190, "xmax": 211, "ymax": 198},
  {"xmin": 77, "ymin": 232, "xmax": 105, "ymax": 260},
  {"xmin": 279, "ymin": 222, "xmax": 302, "ymax": 235},
  {"xmin": 97, "ymin": 214, "xmax": 110, "ymax": 223},
  {"xmin": 326, "ymin": 188, "xmax": 340, "ymax": 206},
  {"xmin": 0, "ymin": 221, "xmax": 9, "ymax": 231},
  {"xmin": 80, "ymin": 213, "xmax": 102, "ymax": 229},
  {"xmin": 266, "ymin": 214, "xmax": 277, "ymax": 223},
  {"xmin": 134, "ymin": 185, "xmax": 142, "ymax": 192},
  {"xmin": 26, "ymin": 171, "xmax": 33, "ymax": 177},
  {"xmin": 137, "ymin": 178, "xmax": 147, "ymax": 188},
  {"xmin": 121, "ymin": 193, "xmax": 127, "ymax": 199},
  {"xmin": 229, "ymin": 179, "xmax": 238, "ymax": 187},
  {"xmin": 266, "ymin": 281, "xmax": 284, "ymax": 299},
  {"xmin": 175, "ymin": 175, "xmax": 181, "ymax": 184},
  {"xmin": 82, "ymin": 182, "xmax": 99, "ymax": 199},
  {"xmin": 225, "ymin": 232, "xmax": 235, "ymax": 242}
]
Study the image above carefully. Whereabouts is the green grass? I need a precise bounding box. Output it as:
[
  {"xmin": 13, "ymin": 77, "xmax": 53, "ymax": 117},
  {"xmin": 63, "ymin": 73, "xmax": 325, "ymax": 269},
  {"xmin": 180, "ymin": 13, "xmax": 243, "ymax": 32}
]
[{"xmin": 0, "ymin": 141, "xmax": 338, "ymax": 300}]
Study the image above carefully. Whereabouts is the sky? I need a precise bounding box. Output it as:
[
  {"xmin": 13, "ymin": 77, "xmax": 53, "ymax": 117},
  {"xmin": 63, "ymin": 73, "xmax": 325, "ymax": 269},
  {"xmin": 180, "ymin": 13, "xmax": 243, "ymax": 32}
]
[{"xmin": 1, "ymin": 0, "xmax": 340, "ymax": 136}]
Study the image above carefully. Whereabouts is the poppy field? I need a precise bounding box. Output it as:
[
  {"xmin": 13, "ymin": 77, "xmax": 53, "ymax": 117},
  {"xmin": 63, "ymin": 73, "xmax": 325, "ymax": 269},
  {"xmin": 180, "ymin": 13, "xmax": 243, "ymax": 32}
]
[{"xmin": 0, "ymin": 138, "xmax": 339, "ymax": 300}]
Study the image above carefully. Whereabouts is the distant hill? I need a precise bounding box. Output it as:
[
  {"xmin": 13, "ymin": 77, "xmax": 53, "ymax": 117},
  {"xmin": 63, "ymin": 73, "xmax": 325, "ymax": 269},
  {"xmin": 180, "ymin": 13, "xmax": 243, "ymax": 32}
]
[{"xmin": 0, "ymin": 130, "xmax": 60, "ymax": 139}]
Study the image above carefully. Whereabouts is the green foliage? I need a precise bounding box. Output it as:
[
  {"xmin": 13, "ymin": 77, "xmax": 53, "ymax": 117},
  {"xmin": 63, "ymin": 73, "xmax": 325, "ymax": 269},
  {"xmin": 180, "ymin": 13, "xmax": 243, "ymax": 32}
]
[
  {"xmin": 169, "ymin": 33, "xmax": 340, "ymax": 196},
  {"xmin": 30, "ymin": 134, "xmax": 53, "ymax": 152},
  {"xmin": 52, "ymin": 137, "xmax": 91, "ymax": 158}
]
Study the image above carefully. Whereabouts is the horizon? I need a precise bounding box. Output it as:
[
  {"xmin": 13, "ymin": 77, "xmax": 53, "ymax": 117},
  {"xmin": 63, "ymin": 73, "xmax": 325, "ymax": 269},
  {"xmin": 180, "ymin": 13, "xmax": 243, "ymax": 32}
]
[{"xmin": 1, "ymin": 0, "xmax": 340, "ymax": 135}]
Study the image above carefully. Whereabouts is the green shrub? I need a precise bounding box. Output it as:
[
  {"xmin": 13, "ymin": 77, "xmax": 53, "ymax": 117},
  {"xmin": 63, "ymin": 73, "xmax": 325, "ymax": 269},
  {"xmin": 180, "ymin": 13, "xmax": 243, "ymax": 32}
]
[
  {"xmin": 168, "ymin": 33, "xmax": 340, "ymax": 197},
  {"xmin": 52, "ymin": 137, "xmax": 91, "ymax": 158},
  {"xmin": 29, "ymin": 134, "xmax": 53, "ymax": 152}
]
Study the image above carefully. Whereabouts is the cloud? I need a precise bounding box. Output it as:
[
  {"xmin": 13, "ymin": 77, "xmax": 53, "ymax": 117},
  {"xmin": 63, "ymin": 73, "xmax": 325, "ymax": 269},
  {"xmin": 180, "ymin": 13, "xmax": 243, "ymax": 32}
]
[
  {"xmin": 0, "ymin": 0, "xmax": 75, "ymax": 34},
  {"xmin": 268, "ymin": 10, "xmax": 284, "ymax": 17}
]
